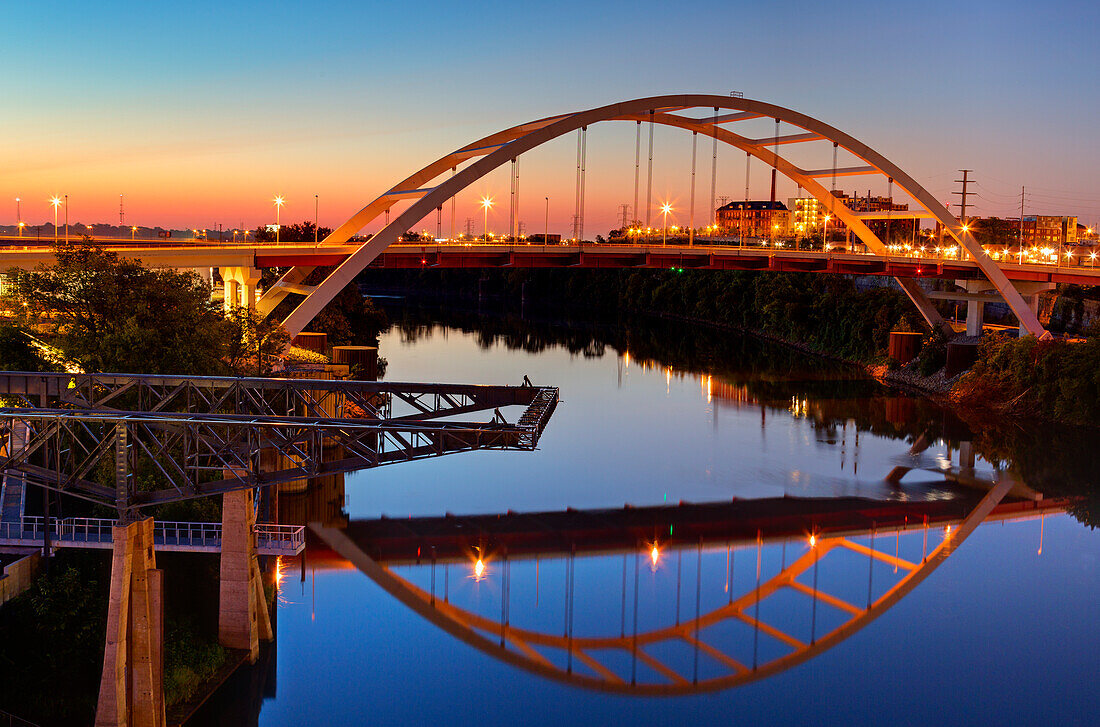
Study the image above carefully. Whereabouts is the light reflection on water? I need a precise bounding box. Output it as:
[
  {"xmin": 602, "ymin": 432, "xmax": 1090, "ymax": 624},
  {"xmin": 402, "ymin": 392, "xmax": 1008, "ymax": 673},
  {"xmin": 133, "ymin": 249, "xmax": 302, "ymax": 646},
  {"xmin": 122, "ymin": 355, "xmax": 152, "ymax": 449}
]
[{"xmin": 198, "ymin": 316, "xmax": 1099, "ymax": 726}]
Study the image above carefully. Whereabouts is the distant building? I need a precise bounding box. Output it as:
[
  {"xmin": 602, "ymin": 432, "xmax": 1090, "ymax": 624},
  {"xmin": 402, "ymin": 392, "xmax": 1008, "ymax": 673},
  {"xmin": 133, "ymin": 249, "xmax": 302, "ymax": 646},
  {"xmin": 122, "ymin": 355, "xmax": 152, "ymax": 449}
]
[
  {"xmin": 528, "ymin": 233, "xmax": 562, "ymax": 244},
  {"xmin": 1023, "ymin": 215, "xmax": 1077, "ymax": 245},
  {"xmin": 787, "ymin": 190, "xmax": 911, "ymax": 240},
  {"xmin": 716, "ymin": 201, "xmax": 789, "ymax": 237}
]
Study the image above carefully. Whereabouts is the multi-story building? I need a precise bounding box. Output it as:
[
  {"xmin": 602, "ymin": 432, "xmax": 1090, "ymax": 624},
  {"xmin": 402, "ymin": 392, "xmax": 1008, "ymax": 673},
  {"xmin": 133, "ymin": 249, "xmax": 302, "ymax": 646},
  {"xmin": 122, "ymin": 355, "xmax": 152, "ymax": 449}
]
[
  {"xmin": 787, "ymin": 190, "xmax": 911, "ymax": 238},
  {"xmin": 716, "ymin": 201, "xmax": 790, "ymax": 238},
  {"xmin": 1022, "ymin": 215, "xmax": 1077, "ymax": 245}
]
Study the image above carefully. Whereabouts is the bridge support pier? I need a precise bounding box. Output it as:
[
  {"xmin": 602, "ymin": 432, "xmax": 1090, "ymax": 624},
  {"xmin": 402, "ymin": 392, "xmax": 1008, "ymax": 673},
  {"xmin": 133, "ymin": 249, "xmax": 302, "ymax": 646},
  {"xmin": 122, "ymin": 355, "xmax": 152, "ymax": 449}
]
[
  {"xmin": 221, "ymin": 266, "xmax": 263, "ymax": 311},
  {"xmin": 95, "ymin": 517, "xmax": 165, "ymax": 727},
  {"xmin": 966, "ymin": 299, "xmax": 985, "ymax": 337},
  {"xmin": 218, "ymin": 488, "xmax": 273, "ymax": 663}
]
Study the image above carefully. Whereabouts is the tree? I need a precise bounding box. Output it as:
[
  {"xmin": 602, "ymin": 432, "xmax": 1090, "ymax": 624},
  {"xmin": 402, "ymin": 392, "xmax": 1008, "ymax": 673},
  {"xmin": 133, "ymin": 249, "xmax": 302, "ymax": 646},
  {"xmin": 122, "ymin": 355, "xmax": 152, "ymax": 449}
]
[
  {"xmin": 0, "ymin": 325, "xmax": 61, "ymax": 372},
  {"xmin": 223, "ymin": 306, "xmax": 291, "ymax": 376},
  {"xmin": 13, "ymin": 240, "xmax": 230, "ymax": 374},
  {"xmin": 252, "ymin": 221, "xmax": 332, "ymax": 243}
]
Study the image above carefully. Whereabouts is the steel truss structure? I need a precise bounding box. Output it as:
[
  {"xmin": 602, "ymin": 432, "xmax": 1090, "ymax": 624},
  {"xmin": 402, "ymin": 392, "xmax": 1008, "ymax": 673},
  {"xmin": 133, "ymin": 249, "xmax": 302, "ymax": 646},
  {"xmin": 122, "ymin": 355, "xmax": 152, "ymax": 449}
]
[{"xmin": 0, "ymin": 372, "xmax": 557, "ymax": 514}]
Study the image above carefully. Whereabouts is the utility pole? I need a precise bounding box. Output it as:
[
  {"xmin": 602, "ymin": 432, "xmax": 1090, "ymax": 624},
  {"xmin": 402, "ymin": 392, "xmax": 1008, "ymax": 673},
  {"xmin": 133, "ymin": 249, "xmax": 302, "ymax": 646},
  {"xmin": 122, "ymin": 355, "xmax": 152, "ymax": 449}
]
[
  {"xmin": 952, "ymin": 169, "xmax": 973, "ymax": 229},
  {"xmin": 1018, "ymin": 186, "xmax": 1026, "ymax": 263}
]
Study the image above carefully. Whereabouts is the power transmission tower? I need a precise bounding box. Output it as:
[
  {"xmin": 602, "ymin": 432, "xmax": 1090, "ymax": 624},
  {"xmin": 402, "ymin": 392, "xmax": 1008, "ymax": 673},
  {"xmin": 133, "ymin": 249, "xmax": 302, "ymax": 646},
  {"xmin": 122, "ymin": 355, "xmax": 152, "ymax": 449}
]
[
  {"xmin": 952, "ymin": 170, "xmax": 973, "ymax": 228},
  {"xmin": 464, "ymin": 218, "xmax": 475, "ymax": 238},
  {"xmin": 618, "ymin": 204, "xmax": 631, "ymax": 230}
]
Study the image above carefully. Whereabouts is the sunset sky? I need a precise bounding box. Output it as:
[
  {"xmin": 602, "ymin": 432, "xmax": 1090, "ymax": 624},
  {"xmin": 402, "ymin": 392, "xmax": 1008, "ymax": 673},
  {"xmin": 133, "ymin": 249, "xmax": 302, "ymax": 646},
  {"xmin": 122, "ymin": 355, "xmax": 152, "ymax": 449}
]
[{"xmin": 4, "ymin": 0, "xmax": 1099, "ymax": 236}]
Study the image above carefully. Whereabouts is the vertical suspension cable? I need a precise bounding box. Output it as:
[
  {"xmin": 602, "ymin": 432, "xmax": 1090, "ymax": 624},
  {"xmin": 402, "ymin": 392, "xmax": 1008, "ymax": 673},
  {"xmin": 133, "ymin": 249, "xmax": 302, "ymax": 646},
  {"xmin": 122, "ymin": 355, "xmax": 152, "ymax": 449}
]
[
  {"xmin": 509, "ymin": 158, "xmax": 516, "ymax": 243},
  {"xmin": 867, "ymin": 526, "xmax": 876, "ymax": 607},
  {"xmin": 634, "ymin": 120, "xmax": 641, "ymax": 235},
  {"xmin": 675, "ymin": 549, "xmax": 683, "ymax": 625},
  {"xmin": 514, "ymin": 157, "xmax": 521, "ymax": 241},
  {"xmin": 620, "ymin": 553, "xmax": 627, "ymax": 637},
  {"xmin": 450, "ymin": 167, "xmax": 456, "ymax": 241},
  {"xmin": 646, "ymin": 111, "xmax": 654, "ymax": 243},
  {"xmin": 727, "ymin": 543, "xmax": 734, "ymax": 604},
  {"xmin": 810, "ymin": 541, "xmax": 819, "ymax": 645},
  {"xmin": 752, "ymin": 530, "xmax": 762, "ymax": 669},
  {"xmin": 742, "ymin": 151, "xmax": 750, "ymax": 246},
  {"xmin": 631, "ymin": 544, "xmax": 640, "ymax": 685},
  {"xmin": 579, "ymin": 127, "xmax": 587, "ymax": 242},
  {"xmin": 573, "ymin": 130, "xmax": 582, "ymax": 241},
  {"xmin": 886, "ymin": 177, "xmax": 894, "ymax": 248},
  {"xmin": 693, "ymin": 538, "xmax": 702, "ymax": 685},
  {"xmin": 710, "ymin": 106, "xmax": 718, "ymax": 228},
  {"xmin": 689, "ymin": 132, "xmax": 698, "ymax": 246}
]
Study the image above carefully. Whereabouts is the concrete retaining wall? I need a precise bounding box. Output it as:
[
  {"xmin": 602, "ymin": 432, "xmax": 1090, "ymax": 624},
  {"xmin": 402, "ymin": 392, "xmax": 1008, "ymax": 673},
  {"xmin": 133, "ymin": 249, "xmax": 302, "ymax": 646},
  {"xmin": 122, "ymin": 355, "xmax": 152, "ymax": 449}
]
[{"xmin": 0, "ymin": 552, "xmax": 40, "ymax": 607}]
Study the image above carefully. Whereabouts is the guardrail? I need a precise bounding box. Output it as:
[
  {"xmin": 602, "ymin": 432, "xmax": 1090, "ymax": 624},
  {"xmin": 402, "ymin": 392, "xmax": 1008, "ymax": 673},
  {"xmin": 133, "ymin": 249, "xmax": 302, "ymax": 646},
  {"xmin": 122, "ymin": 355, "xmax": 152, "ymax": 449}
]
[{"xmin": 1, "ymin": 516, "xmax": 305, "ymax": 555}]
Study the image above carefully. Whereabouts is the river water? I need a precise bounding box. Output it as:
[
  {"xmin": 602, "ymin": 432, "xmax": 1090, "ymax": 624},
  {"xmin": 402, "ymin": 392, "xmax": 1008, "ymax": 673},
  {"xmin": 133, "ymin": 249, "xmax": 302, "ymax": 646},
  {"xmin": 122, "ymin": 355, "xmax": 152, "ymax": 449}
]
[{"xmin": 195, "ymin": 308, "xmax": 1099, "ymax": 726}]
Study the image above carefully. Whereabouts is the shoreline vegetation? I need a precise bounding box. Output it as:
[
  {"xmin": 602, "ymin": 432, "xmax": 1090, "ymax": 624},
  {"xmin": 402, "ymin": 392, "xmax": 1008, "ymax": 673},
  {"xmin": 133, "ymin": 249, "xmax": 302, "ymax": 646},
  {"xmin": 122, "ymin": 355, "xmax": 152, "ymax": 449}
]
[{"xmin": 360, "ymin": 267, "xmax": 1100, "ymax": 428}]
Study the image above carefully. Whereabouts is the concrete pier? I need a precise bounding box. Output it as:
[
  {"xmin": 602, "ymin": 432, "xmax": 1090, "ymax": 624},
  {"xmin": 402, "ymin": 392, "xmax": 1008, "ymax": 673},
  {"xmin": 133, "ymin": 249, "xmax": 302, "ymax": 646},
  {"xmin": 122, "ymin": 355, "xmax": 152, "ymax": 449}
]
[
  {"xmin": 95, "ymin": 517, "xmax": 164, "ymax": 727},
  {"xmin": 218, "ymin": 489, "xmax": 273, "ymax": 663}
]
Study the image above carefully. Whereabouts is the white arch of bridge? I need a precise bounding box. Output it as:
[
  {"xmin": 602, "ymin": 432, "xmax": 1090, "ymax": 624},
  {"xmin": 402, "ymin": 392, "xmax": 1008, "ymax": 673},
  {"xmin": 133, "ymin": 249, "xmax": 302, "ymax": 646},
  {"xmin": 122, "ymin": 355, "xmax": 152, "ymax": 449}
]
[
  {"xmin": 261, "ymin": 95, "xmax": 1048, "ymax": 339},
  {"xmin": 315, "ymin": 478, "xmax": 1016, "ymax": 695}
]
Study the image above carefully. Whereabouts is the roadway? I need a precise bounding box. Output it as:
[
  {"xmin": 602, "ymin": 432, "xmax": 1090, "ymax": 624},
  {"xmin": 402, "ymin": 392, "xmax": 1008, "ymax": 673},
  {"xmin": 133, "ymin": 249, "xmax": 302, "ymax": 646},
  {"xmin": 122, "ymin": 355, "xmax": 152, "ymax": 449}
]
[{"xmin": 3, "ymin": 237, "xmax": 1100, "ymax": 286}]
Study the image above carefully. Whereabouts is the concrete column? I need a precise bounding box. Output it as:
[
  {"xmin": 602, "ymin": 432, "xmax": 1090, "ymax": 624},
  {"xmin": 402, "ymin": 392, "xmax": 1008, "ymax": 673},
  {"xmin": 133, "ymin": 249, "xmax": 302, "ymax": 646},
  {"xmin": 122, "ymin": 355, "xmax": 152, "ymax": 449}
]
[
  {"xmin": 1019, "ymin": 294, "xmax": 1040, "ymax": 338},
  {"xmin": 96, "ymin": 517, "xmax": 165, "ymax": 727},
  {"xmin": 219, "ymin": 488, "xmax": 273, "ymax": 663},
  {"xmin": 239, "ymin": 267, "xmax": 262, "ymax": 312},
  {"xmin": 966, "ymin": 299, "xmax": 985, "ymax": 337},
  {"xmin": 223, "ymin": 276, "xmax": 240, "ymax": 312}
]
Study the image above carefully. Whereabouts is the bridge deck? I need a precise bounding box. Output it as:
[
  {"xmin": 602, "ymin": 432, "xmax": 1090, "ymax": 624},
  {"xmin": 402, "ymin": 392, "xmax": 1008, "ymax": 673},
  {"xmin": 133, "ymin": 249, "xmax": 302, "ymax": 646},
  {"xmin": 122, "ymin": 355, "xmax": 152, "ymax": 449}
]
[{"xmin": 1, "ymin": 240, "xmax": 1098, "ymax": 285}]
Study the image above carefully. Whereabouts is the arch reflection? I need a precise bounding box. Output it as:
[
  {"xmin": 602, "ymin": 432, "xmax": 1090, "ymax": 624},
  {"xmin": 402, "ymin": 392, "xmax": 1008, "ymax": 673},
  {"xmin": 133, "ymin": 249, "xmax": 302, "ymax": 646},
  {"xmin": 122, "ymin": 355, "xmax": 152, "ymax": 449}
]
[{"xmin": 312, "ymin": 476, "xmax": 1065, "ymax": 696}]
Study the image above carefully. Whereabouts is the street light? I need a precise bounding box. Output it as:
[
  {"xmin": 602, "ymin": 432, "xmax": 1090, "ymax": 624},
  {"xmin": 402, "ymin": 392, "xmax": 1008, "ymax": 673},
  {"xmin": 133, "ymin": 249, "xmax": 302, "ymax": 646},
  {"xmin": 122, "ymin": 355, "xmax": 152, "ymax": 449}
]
[
  {"xmin": 481, "ymin": 196, "xmax": 493, "ymax": 241},
  {"xmin": 314, "ymin": 194, "xmax": 319, "ymax": 246},
  {"xmin": 273, "ymin": 195, "xmax": 285, "ymax": 244},
  {"xmin": 661, "ymin": 203, "xmax": 672, "ymax": 246},
  {"xmin": 131, "ymin": 226, "xmax": 138, "ymax": 240},
  {"xmin": 64, "ymin": 194, "xmax": 69, "ymax": 242},
  {"xmin": 823, "ymin": 214, "xmax": 831, "ymax": 251},
  {"xmin": 49, "ymin": 196, "xmax": 62, "ymax": 244},
  {"xmin": 544, "ymin": 196, "xmax": 549, "ymax": 244}
]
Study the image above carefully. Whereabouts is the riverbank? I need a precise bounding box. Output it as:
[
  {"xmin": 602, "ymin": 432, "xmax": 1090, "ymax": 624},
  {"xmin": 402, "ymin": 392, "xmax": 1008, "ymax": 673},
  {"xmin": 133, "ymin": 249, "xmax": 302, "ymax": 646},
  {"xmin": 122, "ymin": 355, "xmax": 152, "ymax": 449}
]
[{"xmin": 360, "ymin": 267, "xmax": 1100, "ymax": 427}]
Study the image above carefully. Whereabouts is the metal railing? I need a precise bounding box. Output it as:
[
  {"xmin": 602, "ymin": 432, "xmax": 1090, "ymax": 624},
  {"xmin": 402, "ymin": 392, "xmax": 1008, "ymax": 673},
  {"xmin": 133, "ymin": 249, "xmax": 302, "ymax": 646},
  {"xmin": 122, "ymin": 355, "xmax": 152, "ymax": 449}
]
[{"xmin": 3, "ymin": 516, "xmax": 305, "ymax": 554}]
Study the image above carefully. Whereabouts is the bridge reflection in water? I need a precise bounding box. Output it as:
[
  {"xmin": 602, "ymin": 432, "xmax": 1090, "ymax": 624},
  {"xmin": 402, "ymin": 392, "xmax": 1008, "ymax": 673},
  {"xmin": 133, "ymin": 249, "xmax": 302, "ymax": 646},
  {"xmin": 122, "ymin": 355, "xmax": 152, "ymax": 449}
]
[{"xmin": 309, "ymin": 476, "xmax": 1064, "ymax": 696}]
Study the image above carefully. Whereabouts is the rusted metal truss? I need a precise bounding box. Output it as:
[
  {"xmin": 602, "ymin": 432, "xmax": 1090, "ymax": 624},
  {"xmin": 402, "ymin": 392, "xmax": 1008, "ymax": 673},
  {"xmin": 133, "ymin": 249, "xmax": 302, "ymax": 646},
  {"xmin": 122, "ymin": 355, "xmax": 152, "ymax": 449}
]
[
  {"xmin": 0, "ymin": 371, "xmax": 542, "ymax": 421},
  {"xmin": 0, "ymin": 372, "xmax": 557, "ymax": 513}
]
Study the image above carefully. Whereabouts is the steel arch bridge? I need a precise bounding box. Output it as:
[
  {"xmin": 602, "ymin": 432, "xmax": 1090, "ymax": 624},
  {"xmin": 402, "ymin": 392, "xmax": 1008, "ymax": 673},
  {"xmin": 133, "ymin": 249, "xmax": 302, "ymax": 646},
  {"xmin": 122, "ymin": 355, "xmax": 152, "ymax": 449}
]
[
  {"xmin": 314, "ymin": 478, "xmax": 1061, "ymax": 695},
  {"xmin": 260, "ymin": 94, "xmax": 1049, "ymax": 339}
]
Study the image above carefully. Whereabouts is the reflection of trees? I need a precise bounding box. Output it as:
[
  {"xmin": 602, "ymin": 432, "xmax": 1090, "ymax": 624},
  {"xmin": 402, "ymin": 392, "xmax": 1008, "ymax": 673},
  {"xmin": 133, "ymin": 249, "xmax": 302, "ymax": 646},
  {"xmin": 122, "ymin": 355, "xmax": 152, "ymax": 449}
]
[{"xmin": 386, "ymin": 303, "xmax": 1098, "ymax": 525}]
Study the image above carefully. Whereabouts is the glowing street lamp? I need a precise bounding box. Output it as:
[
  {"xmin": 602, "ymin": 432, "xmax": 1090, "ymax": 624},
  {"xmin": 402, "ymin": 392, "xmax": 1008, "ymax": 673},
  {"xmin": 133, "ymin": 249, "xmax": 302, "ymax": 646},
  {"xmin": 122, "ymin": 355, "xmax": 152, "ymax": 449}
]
[
  {"xmin": 273, "ymin": 195, "xmax": 285, "ymax": 244},
  {"xmin": 823, "ymin": 214, "xmax": 831, "ymax": 251},
  {"xmin": 480, "ymin": 196, "xmax": 493, "ymax": 240},
  {"xmin": 131, "ymin": 225, "xmax": 138, "ymax": 240},
  {"xmin": 14, "ymin": 198, "xmax": 21, "ymax": 235},
  {"xmin": 660, "ymin": 202, "xmax": 672, "ymax": 245},
  {"xmin": 49, "ymin": 196, "xmax": 62, "ymax": 244}
]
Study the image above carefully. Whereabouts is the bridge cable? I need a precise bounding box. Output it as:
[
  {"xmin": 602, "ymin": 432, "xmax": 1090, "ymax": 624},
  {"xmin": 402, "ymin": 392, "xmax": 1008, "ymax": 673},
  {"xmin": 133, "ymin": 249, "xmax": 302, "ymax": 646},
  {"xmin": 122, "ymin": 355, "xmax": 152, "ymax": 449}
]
[
  {"xmin": 693, "ymin": 538, "xmax": 702, "ymax": 685},
  {"xmin": 574, "ymin": 130, "xmax": 582, "ymax": 241},
  {"xmin": 752, "ymin": 529, "xmax": 762, "ymax": 670},
  {"xmin": 727, "ymin": 543, "xmax": 734, "ymax": 605},
  {"xmin": 579, "ymin": 128, "xmax": 587, "ymax": 242},
  {"xmin": 867, "ymin": 525, "xmax": 876, "ymax": 607},
  {"xmin": 742, "ymin": 152, "xmax": 750, "ymax": 247},
  {"xmin": 450, "ymin": 167, "xmax": 456, "ymax": 241},
  {"xmin": 689, "ymin": 131, "xmax": 698, "ymax": 246},
  {"xmin": 631, "ymin": 544, "xmax": 640, "ymax": 685},
  {"xmin": 886, "ymin": 177, "xmax": 894, "ymax": 247},
  {"xmin": 675, "ymin": 549, "xmax": 683, "ymax": 625},
  {"xmin": 710, "ymin": 107, "xmax": 719, "ymax": 230},
  {"xmin": 811, "ymin": 539, "xmax": 820, "ymax": 645},
  {"xmin": 646, "ymin": 111, "xmax": 655, "ymax": 242},
  {"xmin": 621, "ymin": 553, "xmax": 627, "ymax": 637},
  {"xmin": 510, "ymin": 159, "xmax": 517, "ymax": 243},
  {"xmin": 634, "ymin": 121, "xmax": 641, "ymax": 235}
]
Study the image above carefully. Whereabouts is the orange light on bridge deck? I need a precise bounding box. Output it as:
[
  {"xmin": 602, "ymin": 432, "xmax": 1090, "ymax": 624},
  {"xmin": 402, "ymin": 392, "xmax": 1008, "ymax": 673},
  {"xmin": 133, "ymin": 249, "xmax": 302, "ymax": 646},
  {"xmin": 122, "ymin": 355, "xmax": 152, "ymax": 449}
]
[
  {"xmin": 474, "ymin": 558, "xmax": 486, "ymax": 580},
  {"xmin": 650, "ymin": 543, "xmax": 660, "ymax": 568}
]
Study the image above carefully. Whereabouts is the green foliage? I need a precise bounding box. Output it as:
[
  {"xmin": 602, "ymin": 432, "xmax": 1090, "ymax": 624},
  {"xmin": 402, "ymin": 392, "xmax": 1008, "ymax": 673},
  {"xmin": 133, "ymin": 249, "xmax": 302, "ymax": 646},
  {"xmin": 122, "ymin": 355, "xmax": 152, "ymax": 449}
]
[
  {"xmin": 163, "ymin": 616, "xmax": 227, "ymax": 706},
  {"xmin": 0, "ymin": 552, "xmax": 110, "ymax": 724},
  {"xmin": 366, "ymin": 268, "xmax": 916, "ymax": 362},
  {"xmin": 915, "ymin": 328, "xmax": 949, "ymax": 376},
  {"xmin": 954, "ymin": 326, "xmax": 1100, "ymax": 426},
  {"xmin": 14, "ymin": 241, "xmax": 230, "ymax": 374},
  {"xmin": 0, "ymin": 324, "xmax": 61, "ymax": 371},
  {"xmin": 252, "ymin": 221, "xmax": 330, "ymax": 244},
  {"xmin": 223, "ymin": 306, "xmax": 292, "ymax": 376}
]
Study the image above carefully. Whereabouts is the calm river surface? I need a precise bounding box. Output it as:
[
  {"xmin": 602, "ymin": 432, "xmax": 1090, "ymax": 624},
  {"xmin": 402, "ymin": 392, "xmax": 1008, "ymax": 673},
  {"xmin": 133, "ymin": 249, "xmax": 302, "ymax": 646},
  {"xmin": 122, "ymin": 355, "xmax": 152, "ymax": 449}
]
[{"xmin": 198, "ymin": 309, "xmax": 1099, "ymax": 726}]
